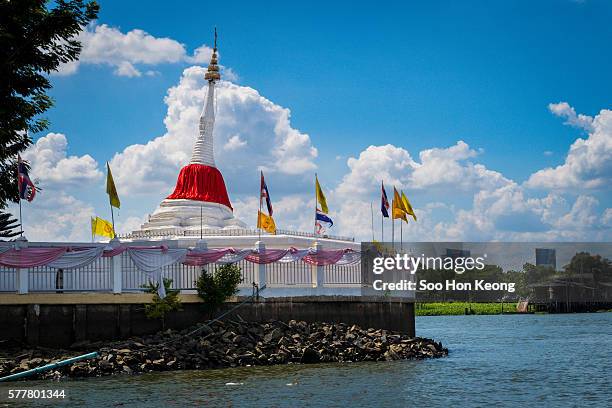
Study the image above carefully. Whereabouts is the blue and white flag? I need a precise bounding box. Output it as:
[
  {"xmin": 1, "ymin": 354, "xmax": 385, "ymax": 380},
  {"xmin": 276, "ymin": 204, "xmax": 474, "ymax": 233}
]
[
  {"xmin": 315, "ymin": 209, "xmax": 333, "ymax": 235},
  {"xmin": 381, "ymin": 181, "xmax": 390, "ymax": 218},
  {"xmin": 17, "ymin": 155, "xmax": 36, "ymax": 202}
]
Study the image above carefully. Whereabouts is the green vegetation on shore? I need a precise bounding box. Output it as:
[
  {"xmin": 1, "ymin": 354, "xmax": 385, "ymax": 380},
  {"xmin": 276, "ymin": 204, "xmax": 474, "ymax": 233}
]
[{"xmin": 416, "ymin": 302, "xmax": 518, "ymax": 316}]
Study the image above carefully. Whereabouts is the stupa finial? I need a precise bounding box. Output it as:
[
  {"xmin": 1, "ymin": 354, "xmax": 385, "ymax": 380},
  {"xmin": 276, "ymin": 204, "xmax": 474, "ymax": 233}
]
[
  {"xmin": 190, "ymin": 29, "xmax": 219, "ymax": 166},
  {"xmin": 205, "ymin": 28, "xmax": 220, "ymax": 82}
]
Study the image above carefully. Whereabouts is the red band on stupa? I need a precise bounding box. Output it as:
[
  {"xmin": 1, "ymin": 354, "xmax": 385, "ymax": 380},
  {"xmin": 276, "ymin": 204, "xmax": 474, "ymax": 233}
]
[{"xmin": 166, "ymin": 164, "xmax": 233, "ymax": 210}]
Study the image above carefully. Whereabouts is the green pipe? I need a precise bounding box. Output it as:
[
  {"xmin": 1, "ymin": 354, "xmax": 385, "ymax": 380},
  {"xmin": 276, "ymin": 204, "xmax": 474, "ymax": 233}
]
[{"xmin": 0, "ymin": 351, "xmax": 99, "ymax": 382}]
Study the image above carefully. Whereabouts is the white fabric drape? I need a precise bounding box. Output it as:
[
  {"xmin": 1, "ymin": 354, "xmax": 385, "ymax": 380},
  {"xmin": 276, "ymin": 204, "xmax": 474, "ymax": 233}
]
[
  {"xmin": 336, "ymin": 251, "xmax": 361, "ymax": 266},
  {"xmin": 277, "ymin": 249, "xmax": 311, "ymax": 263},
  {"xmin": 127, "ymin": 248, "xmax": 187, "ymax": 298},
  {"xmin": 47, "ymin": 247, "xmax": 105, "ymax": 270}
]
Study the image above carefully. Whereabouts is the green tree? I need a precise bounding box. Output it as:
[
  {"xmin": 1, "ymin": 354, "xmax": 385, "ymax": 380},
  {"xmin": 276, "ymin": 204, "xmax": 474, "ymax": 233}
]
[
  {"xmin": 504, "ymin": 270, "xmax": 529, "ymax": 299},
  {"xmin": 0, "ymin": 211, "xmax": 20, "ymax": 238},
  {"xmin": 142, "ymin": 278, "xmax": 182, "ymax": 329},
  {"xmin": 195, "ymin": 264, "xmax": 242, "ymax": 318},
  {"xmin": 564, "ymin": 252, "xmax": 612, "ymax": 286},
  {"xmin": 523, "ymin": 262, "xmax": 555, "ymax": 285},
  {"xmin": 0, "ymin": 0, "xmax": 98, "ymax": 208}
]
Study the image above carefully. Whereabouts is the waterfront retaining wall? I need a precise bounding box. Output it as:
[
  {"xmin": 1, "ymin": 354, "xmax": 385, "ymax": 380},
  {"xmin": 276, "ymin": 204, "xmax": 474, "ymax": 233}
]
[{"xmin": 0, "ymin": 295, "xmax": 415, "ymax": 347}]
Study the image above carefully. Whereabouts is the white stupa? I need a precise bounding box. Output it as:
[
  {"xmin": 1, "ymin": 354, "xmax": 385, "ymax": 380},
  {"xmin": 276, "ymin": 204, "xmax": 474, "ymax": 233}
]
[
  {"xmin": 125, "ymin": 31, "xmax": 357, "ymax": 252},
  {"xmin": 135, "ymin": 30, "xmax": 246, "ymax": 234}
]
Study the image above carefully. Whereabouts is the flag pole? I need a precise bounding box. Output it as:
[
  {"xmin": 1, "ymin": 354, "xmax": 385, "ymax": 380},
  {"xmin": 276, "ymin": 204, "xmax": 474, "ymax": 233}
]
[
  {"xmin": 18, "ymin": 195, "xmax": 23, "ymax": 238},
  {"xmin": 370, "ymin": 201, "xmax": 374, "ymax": 241},
  {"xmin": 106, "ymin": 162, "xmax": 116, "ymax": 238},
  {"xmin": 200, "ymin": 204, "xmax": 203, "ymax": 240},
  {"xmin": 258, "ymin": 171, "xmax": 262, "ymax": 241},
  {"xmin": 381, "ymin": 181, "xmax": 384, "ymax": 242},
  {"xmin": 109, "ymin": 203, "xmax": 115, "ymax": 237},
  {"xmin": 18, "ymin": 196, "xmax": 23, "ymax": 237},
  {"xmin": 400, "ymin": 220, "xmax": 403, "ymax": 252},
  {"xmin": 391, "ymin": 197, "xmax": 395, "ymax": 247},
  {"xmin": 16, "ymin": 157, "xmax": 23, "ymax": 238},
  {"xmin": 314, "ymin": 173, "xmax": 318, "ymax": 236}
]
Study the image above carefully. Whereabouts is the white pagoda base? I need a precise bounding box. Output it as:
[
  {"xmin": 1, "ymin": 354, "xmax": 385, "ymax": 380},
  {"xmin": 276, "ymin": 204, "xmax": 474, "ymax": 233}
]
[{"xmin": 137, "ymin": 199, "xmax": 247, "ymax": 232}]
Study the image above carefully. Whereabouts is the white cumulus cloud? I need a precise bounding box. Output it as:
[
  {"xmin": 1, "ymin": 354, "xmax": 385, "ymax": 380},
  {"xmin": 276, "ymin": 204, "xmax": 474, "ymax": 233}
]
[
  {"xmin": 412, "ymin": 141, "xmax": 509, "ymax": 191},
  {"xmin": 224, "ymin": 135, "xmax": 247, "ymax": 151},
  {"xmin": 336, "ymin": 141, "xmax": 510, "ymax": 198},
  {"xmin": 526, "ymin": 104, "xmax": 612, "ymax": 190},
  {"xmin": 331, "ymin": 134, "xmax": 610, "ymax": 241},
  {"xmin": 22, "ymin": 132, "xmax": 102, "ymax": 187},
  {"xmin": 110, "ymin": 66, "xmax": 317, "ymax": 197},
  {"xmin": 548, "ymin": 102, "xmax": 594, "ymax": 130},
  {"xmin": 55, "ymin": 24, "xmax": 214, "ymax": 77},
  {"xmin": 555, "ymin": 195, "xmax": 600, "ymax": 230},
  {"xmin": 9, "ymin": 192, "xmax": 94, "ymax": 242},
  {"xmin": 6, "ymin": 133, "xmax": 105, "ymax": 242}
]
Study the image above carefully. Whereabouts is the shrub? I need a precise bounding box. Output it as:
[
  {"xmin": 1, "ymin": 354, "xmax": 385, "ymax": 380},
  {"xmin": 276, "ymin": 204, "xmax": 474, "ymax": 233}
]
[
  {"xmin": 195, "ymin": 264, "xmax": 242, "ymax": 317},
  {"xmin": 142, "ymin": 278, "xmax": 182, "ymax": 328}
]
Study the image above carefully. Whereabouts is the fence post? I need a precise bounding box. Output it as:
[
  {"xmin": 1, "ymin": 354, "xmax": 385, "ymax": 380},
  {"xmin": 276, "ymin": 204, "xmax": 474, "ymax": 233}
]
[
  {"xmin": 195, "ymin": 239, "xmax": 208, "ymax": 251},
  {"xmin": 17, "ymin": 269, "xmax": 28, "ymax": 294},
  {"xmin": 112, "ymin": 253, "xmax": 122, "ymax": 294},
  {"xmin": 312, "ymin": 241, "xmax": 324, "ymax": 288},
  {"xmin": 15, "ymin": 238, "xmax": 29, "ymax": 294},
  {"xmin": 255, "ymin": 241, "xmax": 266, "ymax": 290}
]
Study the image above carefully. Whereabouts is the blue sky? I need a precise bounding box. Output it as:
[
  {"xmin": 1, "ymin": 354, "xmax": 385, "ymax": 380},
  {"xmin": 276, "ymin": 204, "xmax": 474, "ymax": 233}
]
[
  {"xmin": 16, "ymin": 0, "xmax": 612, "ymax": 241},
  {"xmin": 50, "ymin": 0, "xmax": 611, "ymax": 180}
]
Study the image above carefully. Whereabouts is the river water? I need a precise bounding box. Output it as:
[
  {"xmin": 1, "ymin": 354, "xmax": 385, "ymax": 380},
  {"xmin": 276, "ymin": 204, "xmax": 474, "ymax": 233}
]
[{"xmin": 2, "ymin": 313, "xmax": 611, "ymax": 407}]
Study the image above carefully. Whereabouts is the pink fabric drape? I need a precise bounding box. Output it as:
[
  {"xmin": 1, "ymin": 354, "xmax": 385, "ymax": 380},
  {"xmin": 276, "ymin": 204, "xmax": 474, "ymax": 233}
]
[
  {"xmin": 102, "ymin": 245, "xmax": 127, "ymax": 257},
  {"xmin": 183, "ymin": 248, "xmax": 234, "ymax": 266},
  {"xmin": 0, "ymin": 247, "xmax": 67, "ymax": 268},
  {"xmin": 102, "ymin": 245, "xmax": 168, "ymax": 257},
  {"xmin": 302, "ymin": 249, "xmax": 349, "ymax": 266},
  {"xmin": 245, "ymin": 249, "xmax": 290, "ymax": 264}
]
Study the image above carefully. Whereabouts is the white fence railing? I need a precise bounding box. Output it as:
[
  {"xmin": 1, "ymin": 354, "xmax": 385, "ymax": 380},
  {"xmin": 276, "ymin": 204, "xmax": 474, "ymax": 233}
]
[
  {"xmin": 0, "ymin": 243, "xmax": 363, "ymax": 297},
  {"xmin": 120, "ymin": 228, "xmax": 355, "ymax": 242}
]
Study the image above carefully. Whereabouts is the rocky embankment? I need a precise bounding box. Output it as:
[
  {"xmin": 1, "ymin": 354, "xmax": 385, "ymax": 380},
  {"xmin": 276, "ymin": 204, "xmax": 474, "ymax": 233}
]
[{"xmin": 0, "ymin": 319, "xmax": 447, "ymax": 380}]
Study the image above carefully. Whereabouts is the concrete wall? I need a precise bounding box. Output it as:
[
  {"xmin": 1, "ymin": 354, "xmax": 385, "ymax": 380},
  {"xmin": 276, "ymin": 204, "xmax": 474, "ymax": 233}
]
[{"xmin": 0, "ymin": 296, "xmax": 415, "ymax": 348}]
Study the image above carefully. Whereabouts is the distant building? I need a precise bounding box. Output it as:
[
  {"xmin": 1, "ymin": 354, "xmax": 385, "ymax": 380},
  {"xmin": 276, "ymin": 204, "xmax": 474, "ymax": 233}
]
[{"xmin": 535, "ymin": 248, "xmax": 556, "ymax": 270}]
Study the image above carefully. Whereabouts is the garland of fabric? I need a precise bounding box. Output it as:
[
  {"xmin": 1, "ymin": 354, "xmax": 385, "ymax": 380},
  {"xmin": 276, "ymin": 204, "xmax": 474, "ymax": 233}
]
[
  {"xmin": 0, "ymin": 246, "xmax": 360, "ymax": 269},
  {"xmin": 0, "ymin": 245, "xmax": 360, "ymax": 298}
]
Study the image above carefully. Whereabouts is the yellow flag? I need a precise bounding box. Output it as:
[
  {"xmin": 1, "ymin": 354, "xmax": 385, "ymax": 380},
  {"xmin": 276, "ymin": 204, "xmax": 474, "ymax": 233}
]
[
  {"xmin": 106, "ymin": 162, "xmax": 120, "ymax": 209},
  {"xmin": 257, "ymin": 211, "xmax": 277, "ymax": 234},
  {"xmin": 92, "ymin": 216, "xmax": 115, "ymax": 239},
  {"xmin": 315, "ymin": 175, "xmax": 328, "ymax": 213},
  {"xmin": 401, "ymin": 191, "xmax": 417, "ymax": 221},
  {"xmin": 392, "ymin": 187, "xmax": 407, "ymax": 221}
]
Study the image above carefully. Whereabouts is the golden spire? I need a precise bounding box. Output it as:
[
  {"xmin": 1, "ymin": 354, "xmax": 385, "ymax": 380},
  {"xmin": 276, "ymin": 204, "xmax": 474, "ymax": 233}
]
[{"xmin": 204, "ymin": 28, "xmax": 221, "ymax": 82}]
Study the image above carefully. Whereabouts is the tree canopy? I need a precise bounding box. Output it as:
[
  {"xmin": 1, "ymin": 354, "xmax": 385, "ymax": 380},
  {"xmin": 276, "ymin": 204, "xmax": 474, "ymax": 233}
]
[{"xmin": 563, "ymin": 252, "xmax": 612, "ymax": 284}]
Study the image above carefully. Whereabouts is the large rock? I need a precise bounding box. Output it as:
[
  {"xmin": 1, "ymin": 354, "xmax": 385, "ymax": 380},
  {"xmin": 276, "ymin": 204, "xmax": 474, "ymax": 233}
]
[{"xmin": 300, "ymin": 347, "xmax": 321, "ymax": 364}]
